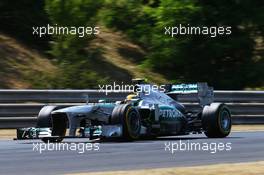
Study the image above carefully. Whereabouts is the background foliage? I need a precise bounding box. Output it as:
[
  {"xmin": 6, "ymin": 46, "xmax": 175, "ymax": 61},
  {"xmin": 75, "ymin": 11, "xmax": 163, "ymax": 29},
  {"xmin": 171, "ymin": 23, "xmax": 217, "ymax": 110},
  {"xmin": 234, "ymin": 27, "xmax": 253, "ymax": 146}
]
[
  {"xmin": 100, "ymin": 0, "xmax": 264, "ymax": 89},
  {"xmin": 0, "ymin": 0, "xmax": 263, "ymax": 89}
]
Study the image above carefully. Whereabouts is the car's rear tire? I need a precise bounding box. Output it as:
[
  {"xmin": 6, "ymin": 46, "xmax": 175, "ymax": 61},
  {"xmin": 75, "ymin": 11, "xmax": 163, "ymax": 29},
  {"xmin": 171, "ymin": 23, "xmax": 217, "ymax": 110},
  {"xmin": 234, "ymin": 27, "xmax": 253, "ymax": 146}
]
[
  {"xmin": 111, "ymin": 104, "xmax": 141, "ymax": 140},
  {"xmin": 202, "ymin": 103, "xmax": 232, "ymax": 138}
]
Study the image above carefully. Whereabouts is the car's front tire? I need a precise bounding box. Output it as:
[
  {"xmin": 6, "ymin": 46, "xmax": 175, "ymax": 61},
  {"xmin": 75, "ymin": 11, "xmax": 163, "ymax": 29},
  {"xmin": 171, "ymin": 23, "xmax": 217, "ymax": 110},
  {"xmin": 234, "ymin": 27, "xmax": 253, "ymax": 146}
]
[
  {"xmin": 37, "ymin": 106, "xmax": 66, "ymax": 143},
  {"xmin": 202, "ymin": 103, "xmax": 232, "ymax": 138},
  {"xmin": 36, "ymin": 106, "xmax": 58, "ymax": 128},
  {"xmin": 111, "ymin": 104, "xmax": 141, "ymax": 140}
]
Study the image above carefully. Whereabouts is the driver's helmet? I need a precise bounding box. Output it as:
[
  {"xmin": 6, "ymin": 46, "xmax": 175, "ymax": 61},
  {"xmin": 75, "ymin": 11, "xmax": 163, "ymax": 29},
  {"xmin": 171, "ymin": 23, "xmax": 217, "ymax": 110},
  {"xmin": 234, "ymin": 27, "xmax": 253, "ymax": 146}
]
[{"xmin": 126, "ymin": 94, "xmax": 137, "ymax": 101}]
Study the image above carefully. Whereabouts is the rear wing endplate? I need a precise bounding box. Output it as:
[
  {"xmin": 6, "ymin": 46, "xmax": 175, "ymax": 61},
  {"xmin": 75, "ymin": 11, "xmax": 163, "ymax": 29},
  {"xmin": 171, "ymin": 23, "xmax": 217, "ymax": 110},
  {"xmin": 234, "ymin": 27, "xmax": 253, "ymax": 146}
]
[{"xmin": 166, "ymin": 83, "xmax": 214, "ymax": 106}]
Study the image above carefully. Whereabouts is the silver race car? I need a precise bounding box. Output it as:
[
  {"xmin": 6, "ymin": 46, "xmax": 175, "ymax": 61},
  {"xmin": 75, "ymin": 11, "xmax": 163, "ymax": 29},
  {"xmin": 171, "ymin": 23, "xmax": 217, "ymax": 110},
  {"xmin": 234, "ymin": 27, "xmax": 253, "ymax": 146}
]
[{"xmin": 16, "ymin": 80, "xmax": 232, "ymax": 142}]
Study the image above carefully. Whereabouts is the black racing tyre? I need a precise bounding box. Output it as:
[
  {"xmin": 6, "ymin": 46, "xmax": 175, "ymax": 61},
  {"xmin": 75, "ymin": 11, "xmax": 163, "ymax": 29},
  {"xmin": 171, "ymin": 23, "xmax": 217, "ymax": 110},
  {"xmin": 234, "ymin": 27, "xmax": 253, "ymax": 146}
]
[
  {"xmin": 37, "ymin": 106, "xmax": 66, "ymax": 143},
  {"xmin": 111, "ymin": 104, "xmax": 141, "ymax": 140},
  {"xmin": 41, "ymin": 137, "xmax": 63, "ymax": 143},
  {"xmin": 51, "ymin": 113, "xmax": 68, "ymax": 142},
  {"xmin": 41, "ymin": 113, "xmax": 68, "ymax": 143},
  {"xmin": 202, "ymin": 103, "xmax": 232, "ymax": 138},
  {"xmin": 36, "ymin": 106, "xmax": 58, "ymax": 128}
]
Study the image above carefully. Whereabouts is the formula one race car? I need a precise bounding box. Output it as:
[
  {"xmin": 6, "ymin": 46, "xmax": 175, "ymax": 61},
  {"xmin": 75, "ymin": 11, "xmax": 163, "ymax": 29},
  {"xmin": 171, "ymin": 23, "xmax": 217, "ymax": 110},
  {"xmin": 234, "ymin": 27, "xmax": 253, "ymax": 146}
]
[{"xmin": 16, "ymin": 80, "xmax": 232, "ymax": 142}]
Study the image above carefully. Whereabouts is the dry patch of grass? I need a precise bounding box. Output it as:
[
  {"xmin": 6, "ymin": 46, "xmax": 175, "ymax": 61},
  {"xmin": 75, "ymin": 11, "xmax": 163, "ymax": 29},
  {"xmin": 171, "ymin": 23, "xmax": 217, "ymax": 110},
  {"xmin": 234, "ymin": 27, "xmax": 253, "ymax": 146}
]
[
  {"xmin": 232, "ymin": 125, "xmax": 264, "ymax": 131},
  {"xmin": 91, "ymin": 26, "xmax": 168, "ymax": 84},
  {"xmin": 0, "ymin": 129, "xmax": 16, "ymax": 139},
  {"xmin": 0, "ymin": 33, "xmax": 58, "ymax": 88},
  {"xmin": 69, "ymin": 161, "xmax": 264, "ymax": 175}
]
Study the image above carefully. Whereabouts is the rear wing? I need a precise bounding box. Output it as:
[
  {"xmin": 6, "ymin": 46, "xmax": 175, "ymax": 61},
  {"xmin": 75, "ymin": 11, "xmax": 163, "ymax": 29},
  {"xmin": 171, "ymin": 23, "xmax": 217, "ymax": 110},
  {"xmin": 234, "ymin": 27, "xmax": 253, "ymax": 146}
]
[{"xmin": 166, "ymin": 83, "xmax": 214, "ymax": 106}]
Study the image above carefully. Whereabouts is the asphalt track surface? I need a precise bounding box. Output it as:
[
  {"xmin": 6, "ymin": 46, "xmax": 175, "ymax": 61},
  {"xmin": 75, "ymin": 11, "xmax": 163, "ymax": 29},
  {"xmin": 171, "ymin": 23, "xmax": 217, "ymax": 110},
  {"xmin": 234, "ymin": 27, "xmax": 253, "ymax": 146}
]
[{"xmin": 0, "ymin": 131, "xmax": 264, "ymax": 175}]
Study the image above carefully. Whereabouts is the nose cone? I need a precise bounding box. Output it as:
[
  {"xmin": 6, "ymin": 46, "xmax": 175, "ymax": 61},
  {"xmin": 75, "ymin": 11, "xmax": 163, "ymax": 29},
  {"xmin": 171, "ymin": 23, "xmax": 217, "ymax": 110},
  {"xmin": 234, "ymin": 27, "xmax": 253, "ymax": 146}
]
[{"xmin": 52, "ymin": 105, "xmax": 94, "ymax": 114}]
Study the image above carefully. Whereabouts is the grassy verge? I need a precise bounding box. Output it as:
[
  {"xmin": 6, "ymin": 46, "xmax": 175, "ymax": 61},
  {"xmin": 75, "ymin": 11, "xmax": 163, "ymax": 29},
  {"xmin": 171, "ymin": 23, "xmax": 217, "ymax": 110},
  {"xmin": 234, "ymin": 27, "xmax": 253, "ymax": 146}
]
[
  {"xmin": 68, "ymin": 161, "xmax": 264, "ymax": 175},
  {"xmin": 232, "ymin": 125, "xmax": 264, "ymax": 131},
  {"xmin": 0, "ymin": 129, "xmax": 16, "ymax": 139}
]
